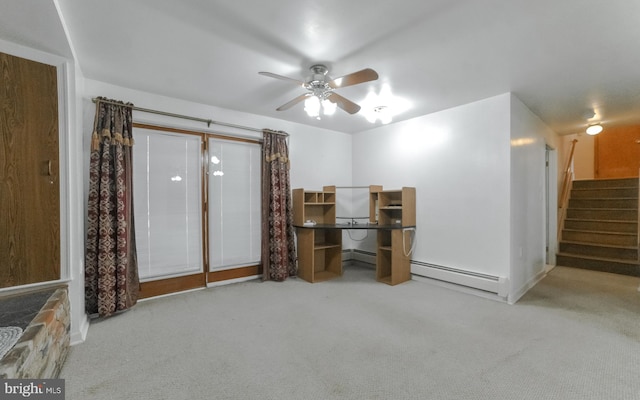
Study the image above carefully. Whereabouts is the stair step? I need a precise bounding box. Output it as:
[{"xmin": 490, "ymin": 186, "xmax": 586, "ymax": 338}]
[
  {"xmin": 556, "ymin": 253, "xmax": 640, "ymax": 277},
  {"xmin": 564, "ymin": 218, "xmax": 638, "ymax": 233},
  {"xmin": 561, "ymin": 229, "xmax": 637, "ymax": 246},
  {"xmin": 572, "ymin": 178, "xmax": 638, "ymax": 189},
  {"xmin": 569, "ymin": 198, "xmax": 638, "ymax": 209},
  {"xmin": 560, "ymin": 178, "xmax": 640, "ymax": 276},
  {"xmin": 559, "ymin": 241, "xmax": 638, "ymax": 260},
  {"xmin": 570, "ymin": 187, "xmax": 638, "ymax": 199},
  {"xmin": 566, "ymin": 208, "xmax": 637, "ymax": 221}
]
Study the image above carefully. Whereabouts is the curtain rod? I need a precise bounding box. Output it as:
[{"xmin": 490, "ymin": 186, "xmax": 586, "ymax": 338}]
[{"xmin": 91, "ymin": 97, "xmax": 288, "ymax": 136}]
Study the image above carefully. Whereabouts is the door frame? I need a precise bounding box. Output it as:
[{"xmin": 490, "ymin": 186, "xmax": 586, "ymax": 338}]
[{"xmin": 545, "ymin": 144, "xmax": 558, "ymax": 268}]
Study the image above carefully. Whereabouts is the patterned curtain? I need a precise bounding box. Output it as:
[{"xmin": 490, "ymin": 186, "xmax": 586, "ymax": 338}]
[
  {"xmin": 85, "ymin": 97, "xmax": 139, "ymax": 317},
  {"xmin": 261, "ymin": 130, "xmax": 297, "ymax": 281}
]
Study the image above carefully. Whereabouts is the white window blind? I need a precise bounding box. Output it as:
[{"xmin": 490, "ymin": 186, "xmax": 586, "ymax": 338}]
[
  {"xmin": 208, "ymin": 138, "xmax": 261, "ymax": 270},
  {"xmin": 133, "ymin": 128, "xmax": 203, "ymax": 280}
]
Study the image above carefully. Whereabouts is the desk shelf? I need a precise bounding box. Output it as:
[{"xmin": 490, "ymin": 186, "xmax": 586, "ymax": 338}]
[
  {"xmin": 293, "ymin": 186, "xmax": 342, "ymax": 283},
  {"xmin": 314, "ymin": 242, "xmax": 341, "ymax": 250}
]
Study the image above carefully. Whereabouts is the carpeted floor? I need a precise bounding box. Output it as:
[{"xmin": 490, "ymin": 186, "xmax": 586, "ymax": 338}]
[{"xmin": 60, "ymin": 264, "xmax": 640, "ymax": 400}]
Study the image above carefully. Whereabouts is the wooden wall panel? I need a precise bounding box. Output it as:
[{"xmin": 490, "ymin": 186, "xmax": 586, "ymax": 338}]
[
  {"xmin": 0, "ymin": 52, "xmax": 60, "ymax": 288},
  {"xmin": 595, "ymin": 125, "xmax": 640, "ymax": 178},
  {"xmin": 207, "ymin": 265, "xmax": 262, "ymax": 283},
  {"xmin": 139, "ymin": 273, "xmax": 206, "ymax": 299}
]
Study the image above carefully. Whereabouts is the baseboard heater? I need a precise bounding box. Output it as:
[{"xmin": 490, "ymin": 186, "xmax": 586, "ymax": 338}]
[
  {"xmin": 343, "ymin": 249, "xmax": 508, "ymax": 297},
  {"xmin": 411, "ymin": 260, "xmax": 508, "ymax": 296},
  {"xmin": 345, "ymin": 249, "xmax": 376, "ymax": 264}
]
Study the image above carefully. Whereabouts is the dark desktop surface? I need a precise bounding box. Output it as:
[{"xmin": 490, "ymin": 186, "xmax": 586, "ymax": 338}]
[{"xmin": 294, "ymin": 223, "xmax": 414, "ymax": 230}]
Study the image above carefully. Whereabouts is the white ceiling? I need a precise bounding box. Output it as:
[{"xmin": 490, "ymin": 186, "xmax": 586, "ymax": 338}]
[{"xmin": 4, "ymin": 0, "xmax": 640, "ymax": 134}]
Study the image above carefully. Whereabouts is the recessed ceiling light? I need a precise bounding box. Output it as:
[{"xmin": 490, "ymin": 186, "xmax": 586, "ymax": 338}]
[
  {"xmin": 586, "ymin": 124, "xmax": 603, "ymax": 135},
  {"xmin": 361, "ymin": 84, "xmax": 410, "ymax": 124}
]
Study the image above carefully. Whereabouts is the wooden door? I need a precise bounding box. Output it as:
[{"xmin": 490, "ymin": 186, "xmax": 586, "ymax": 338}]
[
  {"xmin": 595, "ymin": 125, "xmax": 640, "ymax": 178},
  {"xmin": 0, "ymin": 52, "xmax": 60, "ymax": 288}
]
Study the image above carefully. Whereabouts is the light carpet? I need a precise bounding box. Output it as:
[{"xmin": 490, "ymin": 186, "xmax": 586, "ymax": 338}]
[{"xmin": 60, "ymin": 264, "xmax": 640, "ymax": 400}]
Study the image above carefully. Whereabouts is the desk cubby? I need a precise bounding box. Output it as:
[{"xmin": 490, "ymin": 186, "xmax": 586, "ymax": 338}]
[
  {"xmin": 372, "ymin": 187, "xmax": 416, "ymax": 227},
  {"xmin": 293, "ymin": 186, "xmax": 336, "ymax": 226},
  {"xmin": 293, "ymin": 186, "xmax": 342, "ymax": 283},
  {"xmin": 370, "ymin": 186, "xmax": 416, "ymax": 285},
  {"xmin": 296, "ymin": 228, "xmax": 342, "ymax": 283},
  {"xmin": 376, "ymin": 229, "xmax": 412, "ymax": 285}
]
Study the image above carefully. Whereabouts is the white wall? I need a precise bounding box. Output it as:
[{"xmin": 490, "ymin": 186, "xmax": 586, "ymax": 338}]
[
  {"xmin": 509, "ymin": 95, "xmax": 558, "ymax": 303},
  {"xmin": 559, "ymin": 133, "xmax": 595, "ymax": 181},
  {"xmin": 352, "ymin": 94, "xmax": 513, "ymax": 284}
]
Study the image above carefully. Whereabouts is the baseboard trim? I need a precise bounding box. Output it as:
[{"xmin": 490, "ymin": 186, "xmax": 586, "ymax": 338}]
[
  {"xmin": 70, "ymin": 313, "xmax": 89, "ymax": 346},
  {"xmin": 508, "ymin": 268, "xmax": 548, "ymax": 305}
]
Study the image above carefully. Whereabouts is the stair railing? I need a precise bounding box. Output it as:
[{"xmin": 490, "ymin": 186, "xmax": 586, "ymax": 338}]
[{"xmin": 557, "ymin": 139, "xmax": 578, "ymax": 241}]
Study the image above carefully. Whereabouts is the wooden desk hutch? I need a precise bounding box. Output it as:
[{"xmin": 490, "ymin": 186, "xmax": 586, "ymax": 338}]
[{"xmin": 292, "ymin": 185, "xmax": 416, "ymax": 285}]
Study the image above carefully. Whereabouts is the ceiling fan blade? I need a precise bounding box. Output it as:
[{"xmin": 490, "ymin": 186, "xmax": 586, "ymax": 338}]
[
  {"xmin": 276, "ymin": 93, "xmax": 312, "ymax": 111},
  {"xmin": 328, "ymin": 68, "xmax": 378, "ymax": 89},
  {"xmin": 327, "ymin": 93, "xmax": 361, "ymax": 114},
  {"xmin": 259, "ymin": 71, "xmax": 305, "ymax": 86}
]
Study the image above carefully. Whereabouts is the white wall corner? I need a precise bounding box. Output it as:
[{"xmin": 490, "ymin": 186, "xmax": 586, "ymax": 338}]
[
  {"xmin": 508, "ymin": 269, "xmax": 546, "ymax": 305},
  {"xmin": 70, "ymin": 313, "xmax": 89, "ymax": 345}
]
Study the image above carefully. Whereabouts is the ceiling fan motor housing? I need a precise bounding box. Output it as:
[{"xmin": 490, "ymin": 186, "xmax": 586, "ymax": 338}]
[
  {"xmin": 306, "ymin": 65, "xmax": 333, "ymax": 99},
  {"xmin": 309, "ymin": 64, "xmax": 329, "ymax": 78}
]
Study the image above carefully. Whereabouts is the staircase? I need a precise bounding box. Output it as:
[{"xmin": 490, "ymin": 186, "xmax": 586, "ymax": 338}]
[{"xmin": 556, "ymin": 178, "xmax": 640, "ymax": 277}]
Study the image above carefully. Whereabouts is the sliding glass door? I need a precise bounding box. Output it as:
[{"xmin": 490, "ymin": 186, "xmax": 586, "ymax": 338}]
[
  {"xmin": 208, "ymin": 139, "xmax": 261, "ymax": 271},
  {"xmin": 133, "ymin": 127, "xmax": 204, "ymax": 281},
  {"xmin": 131, "ymin": 124, "xmax": 262, "ymax": 296}
]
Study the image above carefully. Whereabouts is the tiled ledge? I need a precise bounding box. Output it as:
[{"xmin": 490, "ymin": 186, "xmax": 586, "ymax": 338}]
[{"xmin": 0, "ymin": 287, "xmax": 70, "ymax": 378}]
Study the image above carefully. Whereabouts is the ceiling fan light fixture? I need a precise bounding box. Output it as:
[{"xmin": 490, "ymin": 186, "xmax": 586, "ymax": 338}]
[
  {"xmin": 322, "ymin": 99, "xmax": 337, "ymax": 116},
  {"xmin": 586, "ymin": 123, "xmax": 603, "ymax": 135},
  {"xmin": 304, "ymin": 95, "xmax": 320, "ymax": 118},
  {"xmin": 304, "ymin": 95, "xmax": 337, "ymax": 119}
]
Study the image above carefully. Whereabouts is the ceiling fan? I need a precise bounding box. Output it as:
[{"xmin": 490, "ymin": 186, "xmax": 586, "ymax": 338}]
[{"xmin": 259, "ymin": 64, "xmax": 379, "ymax": 117}]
